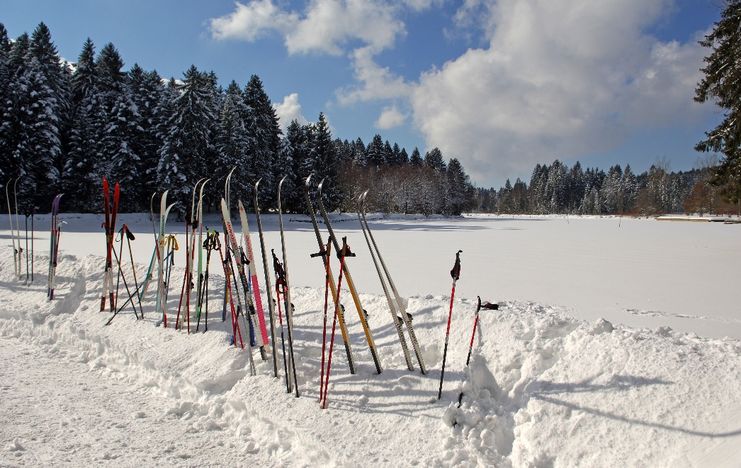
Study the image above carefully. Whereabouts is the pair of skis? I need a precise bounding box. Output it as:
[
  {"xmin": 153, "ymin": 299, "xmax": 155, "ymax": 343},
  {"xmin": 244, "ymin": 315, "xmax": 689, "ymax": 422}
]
[
  {"xmin": 100, "ymin": 178, "xmax": 120, "ymax": 311},
  {"xmin": 47, "ymin": 194, "xmax": 63, "ymax": 300},
  {"xmin": 6, "ymin": 177, "xmax": 23, "ymax": 279},
  {"xmin": 357, "ymin": 192, "xmax": 426, "ymax": 374}
]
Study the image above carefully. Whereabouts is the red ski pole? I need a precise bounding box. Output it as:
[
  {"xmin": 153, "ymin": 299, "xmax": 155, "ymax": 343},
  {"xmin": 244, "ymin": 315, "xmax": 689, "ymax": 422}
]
[
  {"xmin": 318, "ymin": 239, "xmax": 332, "ymax": 403},
  {"xmin": 438, "ymin": 250, "xmax": 462, "ymax": 400},
  {"xmin": 457, "ymin": 297, "xmax": 499, "ymax": 407}
]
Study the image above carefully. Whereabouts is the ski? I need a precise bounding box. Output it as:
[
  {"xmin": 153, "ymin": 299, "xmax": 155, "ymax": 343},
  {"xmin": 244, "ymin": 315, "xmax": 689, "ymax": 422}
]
[
  {"xmin": 47, "ymin": 194, "xmax": 63, "ymax": 300},
  {"xmin": 277, "ymin": 176, "xmax": 300, "ymax": 396},
  {"xmin": 13, "ymin": 177, "xmax": 22, "ymax": 279},
  {"xmin": 196, "ymin": 229, "xmax": 217, "ymax": 332},
  {"xmin": 358, "ymin": 191, "xmax": 427, "ymax": 374},
  {"xmin": 5, "ymin": 178, "xmax": 19, "ymax": 279},
  {"xmin": 100, "ymin": 178, "xmax": 120, "ymax": 311},
  {"xmin": 272, "ymin": 249, "xmax": 292, "ymax": 393},
  {"xmin": 194, "ymin": 179, "xmax": 210, "ymax": 330},
  {"xmin": 253, "ymin": 179, "xmax": 279, "ymax": 378},
  {"xmin": 155, "ymin": 192, "xmax": 176, "ymax": 326},
  {"xmin": 438, "ymin": 250, "xmax": 462, "ymax": 400},
  {"xmin": 303, "ymin": 175, "xmax": 355, "ymax": 374},
  {"xmin": 356, "ymin": 192, "xmax": 414, "ymax": 371},
  {"xmin": 220, "ymin": 197, "xmax": 257, "ymax": 376},
  {"xmin": 238, "ymin": 200, "xmax": 269, "ymax": 347},
  {"xmin": 315, "ymin": 179, "xmax": 382, "ymax": 374}
]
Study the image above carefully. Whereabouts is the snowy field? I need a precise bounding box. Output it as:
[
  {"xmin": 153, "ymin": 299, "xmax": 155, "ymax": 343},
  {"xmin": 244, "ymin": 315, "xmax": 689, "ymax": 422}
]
[{"xmin": 1, "ymin": 213, "xmax": 739, "ymax": 466}]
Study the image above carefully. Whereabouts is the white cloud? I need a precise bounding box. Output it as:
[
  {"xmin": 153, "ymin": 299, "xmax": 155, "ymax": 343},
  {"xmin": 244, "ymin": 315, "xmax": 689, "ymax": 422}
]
[
  {"xmin": 209, "ymin": 0, "xmax": 405, "ymax": 56},
  {"xmin": 337, "ymin": 47, "xmax": 411, "ymax": 105},
  {"xmin": 409, "ymin": 0, "xmax": 710, "ymax": 183},
  {"xmin": 209, "ymin": 0, "xmax": 298, "ymax": 41},
  {"xmin": 273, "ymin": 93, "xmax": 308, "ymax": 130},
  {"xmin": 375, "ymin": 105, "xmax": 406, "ymax": 129}
]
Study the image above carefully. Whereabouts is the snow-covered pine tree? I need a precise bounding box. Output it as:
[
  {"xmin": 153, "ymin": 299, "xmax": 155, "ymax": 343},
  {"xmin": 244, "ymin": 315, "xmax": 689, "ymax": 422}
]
[
  {"xmin": 282, "ymin": 119, "xmax": 311, "ymax": 211},
  {"xmin": 157, "ymin": 66, "xmax": 218, "ymax": 216},
  {"xmin": 217, "ymin": 81, "xmax": 252, "ymax": 207},
  {"xmin": 244, "ymin": 75, "xmax": 280, "ymax": 205},
  {"xmin": 0, "ymin": 24, "xmax": 11, "ymax": 182},
  {"xmin": 129, "ymin": 65, "xmax": 165, "ymax": 204},
  {"xmin": 94, "ymin": 44, "xmax": 142, "ymax": 209},
  {"xmin": 63, "ymin": 38, "xmax": 102, "ymax": 211},
  {"xmin": 6, "ymin": 58, "xmax": 61, "ymax": 210}
]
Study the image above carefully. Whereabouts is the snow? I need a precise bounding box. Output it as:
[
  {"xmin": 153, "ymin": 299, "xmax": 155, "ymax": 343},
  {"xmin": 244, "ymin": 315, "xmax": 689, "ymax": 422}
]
[{"xmin": 1, "ymin": 213, "xmax": 740, "ymax": 466}]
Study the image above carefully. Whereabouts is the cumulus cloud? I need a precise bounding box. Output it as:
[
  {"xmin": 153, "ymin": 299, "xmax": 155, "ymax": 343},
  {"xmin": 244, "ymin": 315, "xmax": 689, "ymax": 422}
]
[
  {"xmin": 375, "ymin": 105, "xmax": 406, "ymax": 129},
  {"xmin": 409, "ymin": 0, "xmax": 710, "ymax": 183},
  {"xmin": 209, "ymin": 0, "xmax": 405, "ymax": 56},
  {"xmin": 336, "ymin": 47, "xmax": 412, "ymax": 105},
  {"xmin": 209, "ymin": 0, "xmax": 298, "ymax": 41},
  {"xmin": 273, "ymin": 93, "xmax": 308, "ymax": 130}
]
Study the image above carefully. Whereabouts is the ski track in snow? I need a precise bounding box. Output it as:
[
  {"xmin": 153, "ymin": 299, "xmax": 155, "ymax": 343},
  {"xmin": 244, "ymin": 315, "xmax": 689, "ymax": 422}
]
[{"xmin": 0, "ymin": 247, "xmax": 740, "ymax": 467}]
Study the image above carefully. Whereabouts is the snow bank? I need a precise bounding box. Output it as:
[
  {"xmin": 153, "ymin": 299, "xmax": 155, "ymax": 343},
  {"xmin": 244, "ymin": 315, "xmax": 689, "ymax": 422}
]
[{"xmin": 1, "ymin": 248, "xmax": 739, "ymax": 466}]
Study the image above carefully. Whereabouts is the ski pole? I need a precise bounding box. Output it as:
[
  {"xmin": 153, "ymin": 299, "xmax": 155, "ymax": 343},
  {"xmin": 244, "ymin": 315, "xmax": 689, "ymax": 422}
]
[
  {"xmin": 123, "ymin": 225, "xmax": 143, "ymax": 317},
  {"xmin": 30, "ymin": 208, "xmax": 34, "ymax": 282},
  {"xmin": 457, "ymin": 297, "xmax": 499, "ymax": 407},
  {"xmin": 272, "ymin": 249, "xmax": 291, "ymax": 393},
  {"xmin": 438, "ymin": 250, "xmax": 462, "ymax": 400},
  {"xmin": 322, "ymin": 238, "xmax": 350, "ymax": 409},
  {"xmin": 318, "ymin": 239, "xmax": 332, "ymax": 403},
  {"xmin": 112, "ymin": 236, "xmax": 140, "ymax": 320}
]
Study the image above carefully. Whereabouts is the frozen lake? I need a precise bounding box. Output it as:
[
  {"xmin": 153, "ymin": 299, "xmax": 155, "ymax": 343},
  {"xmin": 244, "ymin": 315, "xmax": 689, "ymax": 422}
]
[{"xmin": 2, "ymin": 212, "xmax": 739, "ymax": 339}]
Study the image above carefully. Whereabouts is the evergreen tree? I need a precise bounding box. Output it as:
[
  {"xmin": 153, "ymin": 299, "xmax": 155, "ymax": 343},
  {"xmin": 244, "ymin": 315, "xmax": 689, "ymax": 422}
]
[
  {"xmin": 424, "ymin": 148, "xmax": 446, "ymax": 171},
  {"xmin": 217, "ymin": 81, "xmax": 251, "ymax": 206},
  {"xmin": 63, "ymin": 39, "xmax": 102, "ymax": 210},
  {"xmin": 6, "ymin": 58, "xmax": 61, "ymax": 209},
  {"xmin": 410, "ymin": 147, "xmax": 422, "ymax": 166},
  {"xmin": 694, "ymin": 0, "xmax": 741, "ymax": 204},
  {"xmin": 311, "ymin": 113, "xmax": 341, "ymax": 209},
  {"xmin": 366, "ymin": 134, "xmax": 385, "ymax": 168},
  {"xmin": 158, "ymin": 66, "xmax": 218, "ymax": 215},
  {"xmin": 446, "ymin": 158, "xmax": 471, "ymax": 215}
]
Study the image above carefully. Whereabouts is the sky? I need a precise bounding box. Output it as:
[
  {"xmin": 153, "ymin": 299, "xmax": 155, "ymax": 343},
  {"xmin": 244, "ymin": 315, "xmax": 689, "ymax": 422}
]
[{"xmin": 2, "ymin": 0, "xmax": 726, "ymax": 187}]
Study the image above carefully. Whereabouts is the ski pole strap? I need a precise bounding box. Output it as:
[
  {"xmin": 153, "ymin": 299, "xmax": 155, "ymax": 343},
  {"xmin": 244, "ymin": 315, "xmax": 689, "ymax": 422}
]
[
  {"xmin": 450, "ymin": 250, "xmax": 462, "ymax": 280},
  {"xmin": 482, "ymin": 302, "xmax": 499, "ymax": 310}
]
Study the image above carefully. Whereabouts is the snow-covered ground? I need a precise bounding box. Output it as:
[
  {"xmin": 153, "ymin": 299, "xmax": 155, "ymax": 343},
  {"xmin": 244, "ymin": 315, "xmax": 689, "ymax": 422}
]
[{"xmin": 1, "ymin": 213, "xmax": 739, "ymax": 466}]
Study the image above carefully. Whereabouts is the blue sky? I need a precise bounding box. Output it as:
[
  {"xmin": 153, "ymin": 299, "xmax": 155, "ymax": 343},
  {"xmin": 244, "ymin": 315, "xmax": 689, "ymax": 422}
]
[{"xmin": 2, "ymin": 0, "xmax": 725, "ymax": 187}]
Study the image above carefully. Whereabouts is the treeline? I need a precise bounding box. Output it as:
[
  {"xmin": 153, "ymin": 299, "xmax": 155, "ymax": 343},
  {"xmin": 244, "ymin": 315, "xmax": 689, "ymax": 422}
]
[
  {"xmin": 474, "ymin": 160, "xmax": 739, "ymax": 215},
  {"xmin": 0, "ymin": 22, "xmax": 476, "ymax": 216}
]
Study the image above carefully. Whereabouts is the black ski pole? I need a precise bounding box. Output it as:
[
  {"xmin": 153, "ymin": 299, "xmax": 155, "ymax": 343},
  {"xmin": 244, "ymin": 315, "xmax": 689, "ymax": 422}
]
[
  {"xmin": 438, "ymin": 250, "xmax": 462, "ymax": 400},
  {"xmin": 30, "ymin": 208, "xmax": 34, "ymax": 282}
]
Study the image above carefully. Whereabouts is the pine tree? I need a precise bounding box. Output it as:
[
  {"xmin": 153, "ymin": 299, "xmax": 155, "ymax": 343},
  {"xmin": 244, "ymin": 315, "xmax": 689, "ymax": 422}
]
[
  {"xmin": 158, "ymin": 66, "xmax": 218, "ymax": 215},
  {"xmin": 244, "ymin": 74, "xmax": 280, "ymax": 204},
  {"xmin": 129, "ymin": 66, "xmax": 165, "ymax": 196},
  {"xmin": 694, "ymin": 0, "xmax": 741, "ymax": 204},
  {"xmin": 311, "ymin": 113, "xmax": 341, "ymax": 209},
  {"xmin": 410, "ymin": 147, "xmax": 422, "ymax": 166},
  {"xmin": 446, "ymin": 158, "xmax": 471, "ymax": 215},
  {"xmin": 217, "ymin": 81, "xmax": 251, "ymax": 206},
  {"xmin": 6, "ymin": 58, "xmax": 61, "ymax": 209},
  {"xmin": 63, "ymin": 39, "xmax": 102, "ymax": 211},
  {"xmin": 366, "ymin": 134, "xmax": 385, "ymax": 168}
]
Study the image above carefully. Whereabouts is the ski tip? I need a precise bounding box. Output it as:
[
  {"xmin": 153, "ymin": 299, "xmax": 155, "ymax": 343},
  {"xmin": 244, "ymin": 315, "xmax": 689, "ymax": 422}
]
[
  {"xmin": 227, "ymin": 166, "xmax": 237, "ymax": 178},
  {"xmin": 317, "ymin": 178, "xmax": 326, "ymax": 193},
  {"xmin": 304, "ymin": 174, "xmax": 313, "ymax": 187},
  {"xmin": 255, "ymin": 178, "xmax": 262, "ymax": 190},
  {"xmin": 279, "ymin": 175, "xmax": 288, "ymax": 188}
]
